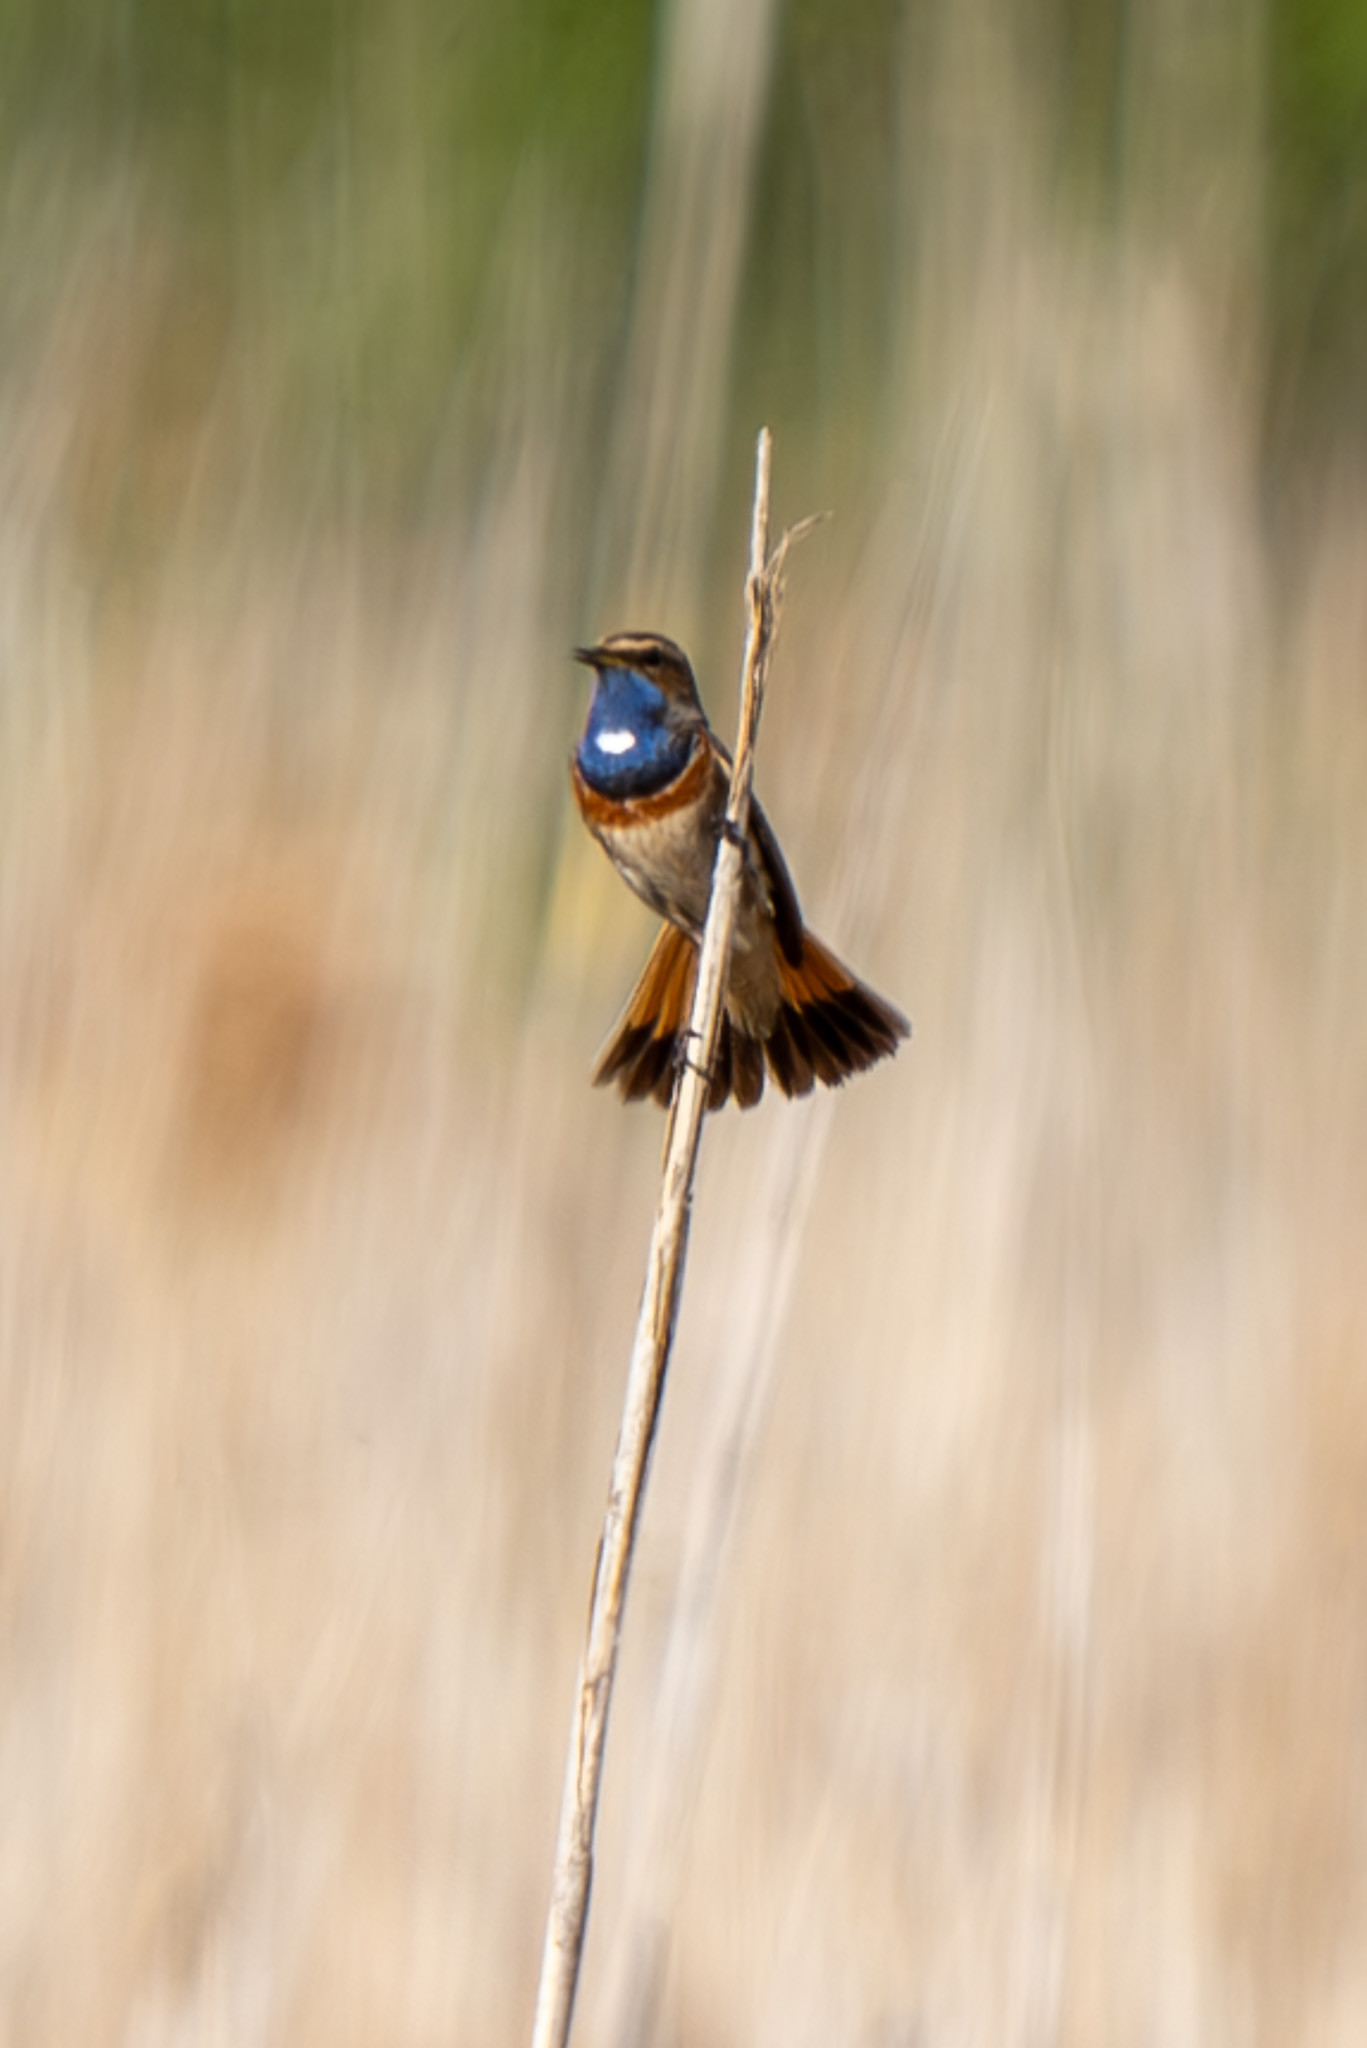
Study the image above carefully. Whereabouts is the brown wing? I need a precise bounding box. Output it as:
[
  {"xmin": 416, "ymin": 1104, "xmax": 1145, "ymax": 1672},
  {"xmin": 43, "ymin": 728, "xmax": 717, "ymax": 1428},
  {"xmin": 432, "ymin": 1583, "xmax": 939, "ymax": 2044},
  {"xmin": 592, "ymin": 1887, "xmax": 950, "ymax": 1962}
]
[
  {"xmin": 748, "ymin": 797, "xmax": 805, "ymax": 967},
  {"xmin": 704, "ymin": 727, "xmax": 805, "ymax": 969}
]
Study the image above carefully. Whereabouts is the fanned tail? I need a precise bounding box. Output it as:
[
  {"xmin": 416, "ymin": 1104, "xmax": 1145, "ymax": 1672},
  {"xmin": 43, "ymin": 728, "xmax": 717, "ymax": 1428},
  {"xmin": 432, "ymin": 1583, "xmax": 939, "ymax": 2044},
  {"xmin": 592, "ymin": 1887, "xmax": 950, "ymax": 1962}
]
[
  {"xmin": 591, "ymin": 925, "xmax": 766, "ymax": 1111},
  {"xmin": 592, "ymin": 923, "xmax": 908, "ymax": 1112}
]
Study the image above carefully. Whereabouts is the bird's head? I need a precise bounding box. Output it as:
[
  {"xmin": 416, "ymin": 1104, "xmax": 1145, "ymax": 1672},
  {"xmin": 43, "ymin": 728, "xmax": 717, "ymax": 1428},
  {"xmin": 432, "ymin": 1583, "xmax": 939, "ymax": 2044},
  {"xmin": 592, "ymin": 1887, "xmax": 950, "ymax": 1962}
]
[
  {"xmin": 572, "ymin": 632, "xmax": 706, "ymax": 796},
  {"xmin": 574, "ymin": 632, "xmax": 703, "ymax": 713}
]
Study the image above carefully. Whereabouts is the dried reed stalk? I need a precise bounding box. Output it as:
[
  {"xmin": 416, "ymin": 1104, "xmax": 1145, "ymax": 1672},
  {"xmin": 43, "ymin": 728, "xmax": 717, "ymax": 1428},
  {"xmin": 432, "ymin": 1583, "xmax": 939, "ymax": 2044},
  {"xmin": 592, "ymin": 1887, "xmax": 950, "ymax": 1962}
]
[{"xmin": 529, "ymin": 427, "xmax": 800, "ymax": 2048}]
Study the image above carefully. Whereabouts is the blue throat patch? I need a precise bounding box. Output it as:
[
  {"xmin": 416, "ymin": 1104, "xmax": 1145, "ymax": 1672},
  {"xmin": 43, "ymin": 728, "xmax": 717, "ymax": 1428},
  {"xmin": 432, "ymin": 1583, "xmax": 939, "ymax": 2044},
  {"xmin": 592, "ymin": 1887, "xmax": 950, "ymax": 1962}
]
[{"xmin": 577, "ymin": 665, "xmax": 694, "ymax": 798}]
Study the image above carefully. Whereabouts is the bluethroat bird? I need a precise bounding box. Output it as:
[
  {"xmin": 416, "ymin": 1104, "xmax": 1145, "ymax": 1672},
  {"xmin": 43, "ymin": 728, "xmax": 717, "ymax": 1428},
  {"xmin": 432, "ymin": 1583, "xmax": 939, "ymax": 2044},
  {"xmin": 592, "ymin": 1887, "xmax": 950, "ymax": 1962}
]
[{"xmin": 572, "ymin": 631, "xmax": 909, "ymax": 1110}]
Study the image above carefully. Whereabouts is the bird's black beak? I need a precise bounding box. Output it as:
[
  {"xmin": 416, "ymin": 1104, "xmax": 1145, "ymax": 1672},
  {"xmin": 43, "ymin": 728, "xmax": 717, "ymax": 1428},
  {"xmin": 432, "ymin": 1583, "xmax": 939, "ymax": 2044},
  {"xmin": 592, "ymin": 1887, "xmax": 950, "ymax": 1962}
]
[{"xmin": 572, "ymin": 645, "xmax": 602, "ymax": 669}]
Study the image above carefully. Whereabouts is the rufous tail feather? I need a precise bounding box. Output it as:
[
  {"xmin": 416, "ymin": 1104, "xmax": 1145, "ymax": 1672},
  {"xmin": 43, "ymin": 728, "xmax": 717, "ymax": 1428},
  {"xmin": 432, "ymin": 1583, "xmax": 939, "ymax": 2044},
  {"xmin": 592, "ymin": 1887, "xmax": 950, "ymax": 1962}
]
[
  {"xmin": 591, "ymin": 924, "xmax": 701, "ymax": 1107},
  {"xmin": 766, "ymin": 930, "xmax": 909, "ymax": 1099},
  {"xmin": 592, "ymin": 924, "xmax": 908, "ymax": 1112}
]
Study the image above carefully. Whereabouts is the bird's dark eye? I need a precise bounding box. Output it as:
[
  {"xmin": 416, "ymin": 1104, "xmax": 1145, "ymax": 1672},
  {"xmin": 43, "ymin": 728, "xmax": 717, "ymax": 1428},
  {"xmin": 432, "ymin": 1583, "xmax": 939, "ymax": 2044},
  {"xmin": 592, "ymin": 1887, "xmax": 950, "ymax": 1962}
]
[{"xmin": 637, "ymin": 650, "xmax": 658, "ymax": 670}]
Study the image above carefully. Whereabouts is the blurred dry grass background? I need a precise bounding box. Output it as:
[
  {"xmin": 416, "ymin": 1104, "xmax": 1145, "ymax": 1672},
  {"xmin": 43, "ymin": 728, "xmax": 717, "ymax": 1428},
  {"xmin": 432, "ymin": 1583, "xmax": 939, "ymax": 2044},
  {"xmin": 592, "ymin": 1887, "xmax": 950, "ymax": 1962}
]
[{"xmin": 3, "ymin": 0, "xmax": 1367, "ymax": 2041}]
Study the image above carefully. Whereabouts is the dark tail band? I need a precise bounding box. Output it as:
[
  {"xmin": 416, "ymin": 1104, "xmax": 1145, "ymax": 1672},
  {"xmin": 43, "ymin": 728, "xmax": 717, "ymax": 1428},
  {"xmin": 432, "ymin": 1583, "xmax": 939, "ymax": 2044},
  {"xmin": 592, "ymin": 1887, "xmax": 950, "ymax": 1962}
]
[{"xmin": 592, "ymin": 925, "xmax": 908, "ymax": 1112}]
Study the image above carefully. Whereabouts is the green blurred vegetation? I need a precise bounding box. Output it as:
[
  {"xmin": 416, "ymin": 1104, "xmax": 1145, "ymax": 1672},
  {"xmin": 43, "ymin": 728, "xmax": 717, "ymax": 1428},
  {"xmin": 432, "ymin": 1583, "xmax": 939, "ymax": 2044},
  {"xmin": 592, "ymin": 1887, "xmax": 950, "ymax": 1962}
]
[
  {"xmin": 738, "ymin": 0, "xmax": 904, "ymax": 447},
  {"xmin": 0, "ymin": 0, "xmax": 1363, "ymax": 510},
  {"xmin": 0, "ymin": 0, "xmax": 658, "ymax": 515},
  {"xmin": 1269, "ymin": 0, "xmax": 1367, "ymax": 461}
]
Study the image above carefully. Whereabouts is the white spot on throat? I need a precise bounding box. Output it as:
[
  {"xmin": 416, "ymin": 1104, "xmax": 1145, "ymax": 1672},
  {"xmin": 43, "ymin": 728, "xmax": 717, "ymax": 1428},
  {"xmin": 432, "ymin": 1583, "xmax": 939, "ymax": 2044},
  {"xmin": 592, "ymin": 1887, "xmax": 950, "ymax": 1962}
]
[{"xmin": 596, "ymin": 728, "xmax": 637, "ymax": 756}]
